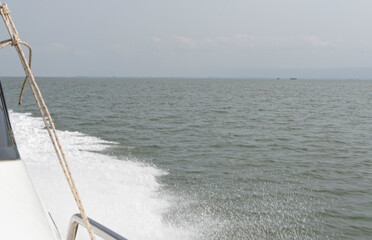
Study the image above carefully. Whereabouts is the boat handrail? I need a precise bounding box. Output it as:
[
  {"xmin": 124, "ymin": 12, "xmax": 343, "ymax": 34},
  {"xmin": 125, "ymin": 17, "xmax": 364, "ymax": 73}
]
[{"xmin": 66, "ymin": 214, "xmax": 128, "ymax": 240}]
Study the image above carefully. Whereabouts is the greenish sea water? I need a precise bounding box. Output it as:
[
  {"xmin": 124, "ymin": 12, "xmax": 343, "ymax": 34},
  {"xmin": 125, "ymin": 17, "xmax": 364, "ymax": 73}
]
[{"xmin": 2, "ymin": 77, "xmax": 372, "ymax": 239}]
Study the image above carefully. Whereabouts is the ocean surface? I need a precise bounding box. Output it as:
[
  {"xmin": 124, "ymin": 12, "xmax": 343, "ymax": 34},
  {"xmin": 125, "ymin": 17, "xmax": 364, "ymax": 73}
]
[{"xmin": 1, "ymin": 77, "xmax": 372, "ymax": 239}]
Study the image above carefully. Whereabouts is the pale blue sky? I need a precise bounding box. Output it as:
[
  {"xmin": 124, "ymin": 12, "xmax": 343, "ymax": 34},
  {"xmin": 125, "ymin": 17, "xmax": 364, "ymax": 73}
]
[{"xmin": 1, "ymin": 0, "xmax": 372, "ymax": 78}]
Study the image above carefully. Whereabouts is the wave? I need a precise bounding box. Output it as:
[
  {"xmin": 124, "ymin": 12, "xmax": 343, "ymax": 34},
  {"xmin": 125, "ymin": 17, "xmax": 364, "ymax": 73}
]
[{"xmin": 9, "ymin": 110, "xmax": 190, "ymax": 240}]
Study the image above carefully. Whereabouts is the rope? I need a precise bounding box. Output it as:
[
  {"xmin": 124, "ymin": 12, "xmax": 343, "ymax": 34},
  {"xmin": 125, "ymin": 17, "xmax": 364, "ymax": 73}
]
[{"xmin": 0, "ymin": 3, "xmax": 96, "ymax": 240}]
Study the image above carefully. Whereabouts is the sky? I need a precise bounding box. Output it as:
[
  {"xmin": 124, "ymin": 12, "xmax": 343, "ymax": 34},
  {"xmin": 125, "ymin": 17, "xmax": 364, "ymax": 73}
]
[{"xmin": 1, "ymin": 0, "xmax": 372, "ymax": 78}]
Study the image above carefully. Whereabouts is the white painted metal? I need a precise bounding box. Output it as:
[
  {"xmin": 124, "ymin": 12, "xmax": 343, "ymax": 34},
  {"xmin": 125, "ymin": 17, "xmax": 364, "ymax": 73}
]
[{"xmin": 0, "ymin": 159, "xmax": 61, "ymax": 239}]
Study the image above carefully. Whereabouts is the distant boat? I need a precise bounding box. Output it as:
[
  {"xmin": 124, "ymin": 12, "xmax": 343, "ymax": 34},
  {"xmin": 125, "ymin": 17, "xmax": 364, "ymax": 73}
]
[{"xmin": 290, "ymin": 78, "xmax": 297, "ymax": 80}]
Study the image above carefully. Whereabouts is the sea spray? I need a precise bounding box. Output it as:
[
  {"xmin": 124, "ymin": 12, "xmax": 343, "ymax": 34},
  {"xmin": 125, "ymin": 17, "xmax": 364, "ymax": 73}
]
[{"xmin": 10, "ymin": 111, "xmax": 190, "ymax": 240}]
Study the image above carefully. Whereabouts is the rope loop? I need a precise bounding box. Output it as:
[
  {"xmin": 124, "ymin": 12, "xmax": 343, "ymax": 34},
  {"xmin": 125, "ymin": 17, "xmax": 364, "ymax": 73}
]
[
  {"xmin": 1, "ymin": 3, "xmax": 10, "ymax": 15},
  {"xmin": 0, "ymin": 3, "xmax": 97, "ymax": 240},
  {"xmin": 10, "ymin": 36, "xmax": 19, "ymax": 46}
]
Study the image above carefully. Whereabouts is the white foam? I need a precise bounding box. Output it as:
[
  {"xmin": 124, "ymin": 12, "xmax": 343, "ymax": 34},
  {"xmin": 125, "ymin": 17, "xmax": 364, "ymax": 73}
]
[{"xmin": 9, "ymin": 111, "xmax": 190, "ymax": 240}]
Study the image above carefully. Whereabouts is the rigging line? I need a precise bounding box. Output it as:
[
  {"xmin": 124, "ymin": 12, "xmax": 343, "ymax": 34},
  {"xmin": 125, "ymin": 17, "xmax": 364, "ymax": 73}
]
[
  {"xmin": 18, "ymin": 41, "xmax": 32, "ymax": 105},
  {"xmin": 0, "ymin": 3, "xmax": 96, "ymax": 240}
]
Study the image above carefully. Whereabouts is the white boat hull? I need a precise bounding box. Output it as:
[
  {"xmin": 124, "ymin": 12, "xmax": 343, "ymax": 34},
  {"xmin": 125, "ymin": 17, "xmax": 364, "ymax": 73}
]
[{"xmin": 0, "ymin": 159, "xmax": 60, "ymax": 239}]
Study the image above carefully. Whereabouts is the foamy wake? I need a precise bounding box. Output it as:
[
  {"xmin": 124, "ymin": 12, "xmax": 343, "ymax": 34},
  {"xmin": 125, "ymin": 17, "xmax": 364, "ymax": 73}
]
[{"xmin": 9, "ymin": 111, "xmax": 191, "ymax": 240}]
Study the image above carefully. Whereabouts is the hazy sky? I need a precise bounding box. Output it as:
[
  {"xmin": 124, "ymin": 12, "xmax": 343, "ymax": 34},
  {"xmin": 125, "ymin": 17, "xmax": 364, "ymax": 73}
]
[{"xmin": 1, "ymin": 0, "xmax": 372, "ymax": 78}]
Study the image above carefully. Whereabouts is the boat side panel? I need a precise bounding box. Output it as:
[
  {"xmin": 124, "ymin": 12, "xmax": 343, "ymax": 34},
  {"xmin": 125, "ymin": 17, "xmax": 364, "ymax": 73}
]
[
  {"xmin": 0, "ymin": 159, "xmax": 60, "ymax": 240},
  {"xmin": 0, "ymin": 80, "xmax": 20, "ymax": 160}
]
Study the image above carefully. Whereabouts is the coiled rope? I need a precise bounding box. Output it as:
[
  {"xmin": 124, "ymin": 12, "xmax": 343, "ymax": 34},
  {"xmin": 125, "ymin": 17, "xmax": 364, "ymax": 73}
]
[{"xmin": 0, "ymin": 3, "xmax": 96, "ymax": 240}]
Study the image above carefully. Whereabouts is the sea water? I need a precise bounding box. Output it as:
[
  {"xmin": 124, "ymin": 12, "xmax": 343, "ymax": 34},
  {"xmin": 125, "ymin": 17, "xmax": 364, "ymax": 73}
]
[{"xmin": 1, "ymin": 77, "xmax": 372, "ymax": 239}]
